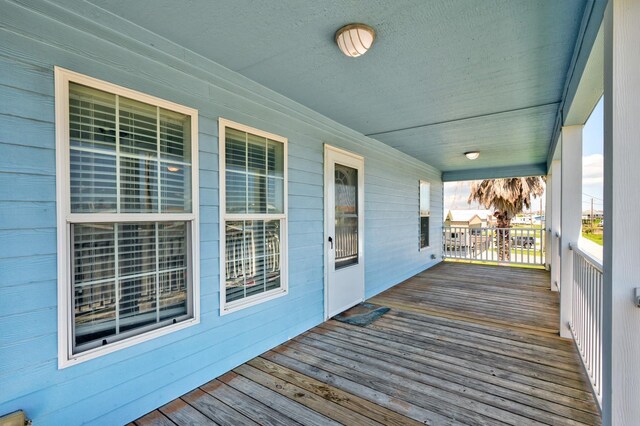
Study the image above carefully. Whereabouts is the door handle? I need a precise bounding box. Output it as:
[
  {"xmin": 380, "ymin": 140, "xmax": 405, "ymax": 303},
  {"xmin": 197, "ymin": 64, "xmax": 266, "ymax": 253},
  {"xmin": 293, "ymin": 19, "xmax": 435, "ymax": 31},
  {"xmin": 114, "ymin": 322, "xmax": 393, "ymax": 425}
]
[{"xmin": 328, "ymin": 236, "xmax": 333, "ymax": 249}]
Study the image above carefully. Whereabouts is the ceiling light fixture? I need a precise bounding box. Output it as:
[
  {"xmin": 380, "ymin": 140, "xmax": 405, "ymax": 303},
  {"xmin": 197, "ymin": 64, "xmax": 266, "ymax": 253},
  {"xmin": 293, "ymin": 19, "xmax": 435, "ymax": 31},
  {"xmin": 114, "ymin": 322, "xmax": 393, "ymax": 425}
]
[
  {"xmin": 335, "ymin": 23, "xmax": 376, "ymax": 58},
  {"xmin": 464, "ymin": 151, "xmax": 480, "ymax": 160},
  {"xmin": 167, "ymin": 166, "xmax": 181, "ymax": 172}
]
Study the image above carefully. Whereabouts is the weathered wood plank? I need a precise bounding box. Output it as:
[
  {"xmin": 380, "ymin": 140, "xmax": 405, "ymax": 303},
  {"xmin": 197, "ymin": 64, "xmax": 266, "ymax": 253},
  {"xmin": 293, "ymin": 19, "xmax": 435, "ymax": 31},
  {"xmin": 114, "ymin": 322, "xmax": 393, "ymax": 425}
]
[
  {"xmin": 234, "ymin": 363, "xmax": 385, "ymax": 426},
  {"xmin": 284, "ymin": 338, "xmax": 551, "ymax": 426},
  {"xmin": 302, "ymin": 330, "xmax": 600, "ymax": 424},
  {"xmin": 200, "ymin": 379, "xmax": 300, "ymax": 426},
  {"xmin": 319, "ymin": 320, "xmax": 595, "ymax": 403},
  {"xmin": 261, "ymin": 348, "xmax": 461, "ymax": 426},
  {"xmin": 181, "ymin": 388, "xmax": 258, "ymax": 426},
  {"xmin": 136, "ymin": 262, "xmax": 599, "ymax": 425},
  {"xmin": 270, "ymin": 345, "xmax": 504, "ymax": 425},
  {"xmin": 219, "ymin": 371, "xmax": 341, "ymax": 426},
  {"xmin": 158, "ymin": 399, "xmax": 218, "ymax": 425},
  {"xmin": 247, "ymin": 357, "xmax": 424, "ymax": 426},
  {"xmin": 133, "ymin": 410, "xmax": 176, "ymax": 426}
]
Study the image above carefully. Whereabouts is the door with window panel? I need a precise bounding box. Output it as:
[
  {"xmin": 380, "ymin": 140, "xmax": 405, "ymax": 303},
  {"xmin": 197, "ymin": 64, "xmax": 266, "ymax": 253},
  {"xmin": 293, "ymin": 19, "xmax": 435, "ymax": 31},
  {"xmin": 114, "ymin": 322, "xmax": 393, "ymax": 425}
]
[{"xmin": 325, "ymin": 145, "xmax": 364, "ymax": 319}]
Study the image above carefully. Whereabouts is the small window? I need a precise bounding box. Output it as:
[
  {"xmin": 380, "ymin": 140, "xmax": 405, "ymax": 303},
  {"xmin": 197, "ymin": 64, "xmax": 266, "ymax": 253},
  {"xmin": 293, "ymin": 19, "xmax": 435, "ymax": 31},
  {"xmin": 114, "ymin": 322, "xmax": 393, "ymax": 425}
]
[
  {"xmin": 220, "ymin": 119, "xmax": 287, "ymax": 313},
  {"xmin": 420, "ymin": 181, "xmax": 430, "ymax": 249},
  {"xmin": 55, "ymin": 68, "xmax": 200, "ymax": 367}
]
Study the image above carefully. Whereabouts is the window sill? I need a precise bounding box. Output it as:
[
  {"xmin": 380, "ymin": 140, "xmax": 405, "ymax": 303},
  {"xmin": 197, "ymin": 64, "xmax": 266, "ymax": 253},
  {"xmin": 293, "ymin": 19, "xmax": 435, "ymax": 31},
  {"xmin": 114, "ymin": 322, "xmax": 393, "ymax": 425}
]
[
  {"xmin": 221, "ymin": 287, "xmax": 288, "ymax": 316},
  {"xmin": 59, "ymin": 316, "xmax": 199, "ymax": 369}
]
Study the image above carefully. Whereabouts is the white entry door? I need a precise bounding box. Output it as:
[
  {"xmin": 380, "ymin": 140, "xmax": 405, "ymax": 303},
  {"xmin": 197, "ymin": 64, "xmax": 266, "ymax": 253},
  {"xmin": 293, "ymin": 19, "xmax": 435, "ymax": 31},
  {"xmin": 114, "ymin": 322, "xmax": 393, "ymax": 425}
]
[{"xmin": 324, "ymin": 145, "xmax": 365, "ymax": 319}]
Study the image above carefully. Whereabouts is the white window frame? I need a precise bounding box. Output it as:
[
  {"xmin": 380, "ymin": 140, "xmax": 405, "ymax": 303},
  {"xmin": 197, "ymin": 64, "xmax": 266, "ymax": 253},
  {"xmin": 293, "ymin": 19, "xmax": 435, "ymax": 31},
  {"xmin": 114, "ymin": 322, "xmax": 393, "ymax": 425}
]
[
  {"xmin": 55, "ymin": 67, "xmax": 200, "ymax": 368},
  {"xmin": 420, "ymin": 180, "xmax": 431, "ymax": 250},
  {"xmin": 219, "ymin": 118, "xmax": 288, "ymax": 315}
]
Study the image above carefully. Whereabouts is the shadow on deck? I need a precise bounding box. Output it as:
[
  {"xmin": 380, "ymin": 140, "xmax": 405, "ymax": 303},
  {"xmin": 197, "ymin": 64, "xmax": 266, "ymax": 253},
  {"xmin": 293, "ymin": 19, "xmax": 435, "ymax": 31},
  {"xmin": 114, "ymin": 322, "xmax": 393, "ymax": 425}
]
[{"xmin": 133, "ymin": 262, "xmax": 601, "ymax": 425}]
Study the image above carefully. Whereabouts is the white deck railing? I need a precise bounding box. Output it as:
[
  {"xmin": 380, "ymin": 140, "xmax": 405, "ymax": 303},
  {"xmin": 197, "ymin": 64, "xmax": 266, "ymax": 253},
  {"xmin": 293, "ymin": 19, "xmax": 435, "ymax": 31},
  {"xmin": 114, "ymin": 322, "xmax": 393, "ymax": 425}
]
[
  {"xmin": 443, "ymin": 226, "xmax": 545, "ymax": 266},
  {"xmin": 569, "ymin": 244, "xmax": 603, "ymax": 406}
]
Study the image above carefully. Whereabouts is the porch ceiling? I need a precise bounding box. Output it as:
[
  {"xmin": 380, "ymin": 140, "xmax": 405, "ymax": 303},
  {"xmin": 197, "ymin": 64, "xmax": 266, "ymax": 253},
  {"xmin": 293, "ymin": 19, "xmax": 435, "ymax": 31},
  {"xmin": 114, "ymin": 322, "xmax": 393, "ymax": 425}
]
[{"xmin": 83, "ymin": 0, "xmax": 595, "ymax": 176}]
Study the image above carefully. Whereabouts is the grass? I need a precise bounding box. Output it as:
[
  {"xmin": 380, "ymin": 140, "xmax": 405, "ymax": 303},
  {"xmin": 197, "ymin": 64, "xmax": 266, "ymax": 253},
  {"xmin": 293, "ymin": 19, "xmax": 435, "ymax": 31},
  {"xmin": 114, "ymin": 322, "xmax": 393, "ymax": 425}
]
[{"xmin": 582, "ymin": 232, "xmax": 603, "ymax": 246}]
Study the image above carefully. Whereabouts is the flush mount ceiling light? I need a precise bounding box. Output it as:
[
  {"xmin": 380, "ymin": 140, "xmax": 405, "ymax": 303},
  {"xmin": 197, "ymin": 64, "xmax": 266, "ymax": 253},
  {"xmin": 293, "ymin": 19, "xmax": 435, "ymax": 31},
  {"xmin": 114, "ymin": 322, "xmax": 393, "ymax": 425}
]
[
  {"xmin": 464, "ymin": 151, "xmax": 480, "ymax": 160},
  {"xmin": 335, "ymin": 23, "xmax": 376, "ymax": 58}
]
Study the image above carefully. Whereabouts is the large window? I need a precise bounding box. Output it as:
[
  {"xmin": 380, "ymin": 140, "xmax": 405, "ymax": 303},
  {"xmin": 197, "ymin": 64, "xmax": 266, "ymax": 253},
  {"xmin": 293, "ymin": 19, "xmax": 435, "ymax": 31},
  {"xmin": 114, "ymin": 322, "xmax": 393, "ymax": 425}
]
[
  {"xmin": 220, "ymin": 119, "xmax": 287, "ymax": 313},
  {"xmin": 420, "ymin": 180, "xmax": 430, "ymax": 249},
  {"xmin": 55, "ymin": 68, "xmax": 199, "ymax": 367}
]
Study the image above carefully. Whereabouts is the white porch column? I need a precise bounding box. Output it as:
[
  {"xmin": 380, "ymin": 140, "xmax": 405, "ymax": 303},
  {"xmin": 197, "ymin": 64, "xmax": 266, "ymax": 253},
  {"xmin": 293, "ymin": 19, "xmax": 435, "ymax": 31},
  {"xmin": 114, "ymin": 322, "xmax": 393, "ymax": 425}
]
[
  {"xmin": 549, "ymin": 159, "xmax": 561, "ymax": 292},
  {"xmin": 545, "ymin": 170, "xmax": 552, "ymax": 272},
  {"xmin": 602, "ymin": 1, "xmax": 640, "ymax": 424},
  {"xmin": 559, "ymin": 126, "xmax": 582, "ymax": 338}
]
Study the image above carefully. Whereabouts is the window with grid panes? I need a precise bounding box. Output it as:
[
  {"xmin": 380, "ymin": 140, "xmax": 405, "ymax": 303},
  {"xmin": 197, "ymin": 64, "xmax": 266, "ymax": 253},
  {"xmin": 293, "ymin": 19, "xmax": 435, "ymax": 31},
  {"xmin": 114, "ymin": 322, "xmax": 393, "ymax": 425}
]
[
  {"xmin": 220, "ymin": 120, "xmax": 287, "ymax": 312},
  {"xmin": 420, "ymin": 180, "xmax": 430, "ymax": 249},
  {"xmin": 56, "ymin": 68, "xmax": 199, "ymax": 364}
]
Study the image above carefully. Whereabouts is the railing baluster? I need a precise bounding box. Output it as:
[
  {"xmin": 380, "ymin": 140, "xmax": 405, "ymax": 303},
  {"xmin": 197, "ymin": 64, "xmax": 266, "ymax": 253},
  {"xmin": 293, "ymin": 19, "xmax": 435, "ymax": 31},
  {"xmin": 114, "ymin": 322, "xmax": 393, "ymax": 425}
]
[
  {"xmin": 569, "ymin": 245, "xmax": 603, "ymax": 408},
  {"xmin": 442, "ymin": 225, "xmax": 546, "ymax": 267}
]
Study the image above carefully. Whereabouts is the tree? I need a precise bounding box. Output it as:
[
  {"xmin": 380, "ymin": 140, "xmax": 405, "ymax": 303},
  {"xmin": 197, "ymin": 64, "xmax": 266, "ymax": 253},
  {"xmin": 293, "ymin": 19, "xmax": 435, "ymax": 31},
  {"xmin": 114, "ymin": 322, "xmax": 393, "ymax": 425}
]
[{"xmin": 468, "ymin": 177, "xmax": 545, "ymax": 261}]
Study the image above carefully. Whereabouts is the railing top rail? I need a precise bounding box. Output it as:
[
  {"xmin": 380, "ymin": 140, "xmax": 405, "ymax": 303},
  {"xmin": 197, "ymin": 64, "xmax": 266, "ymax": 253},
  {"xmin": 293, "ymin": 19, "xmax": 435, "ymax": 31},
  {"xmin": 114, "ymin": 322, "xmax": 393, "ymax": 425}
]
[
  {"xmin": 443, "ymin": 226, "xmax": 544, "ymax": 230},
  {"xmin": 569, "ymin": 243, "xmax": 603, "ymax": 273}
]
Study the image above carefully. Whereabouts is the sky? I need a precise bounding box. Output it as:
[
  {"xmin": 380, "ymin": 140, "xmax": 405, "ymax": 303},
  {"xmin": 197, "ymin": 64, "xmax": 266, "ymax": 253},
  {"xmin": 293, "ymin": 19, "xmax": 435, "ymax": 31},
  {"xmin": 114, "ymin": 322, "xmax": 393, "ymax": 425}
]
[{"xmin": 444, "ymin": 97, "xmax": 604, "ymax": 215}]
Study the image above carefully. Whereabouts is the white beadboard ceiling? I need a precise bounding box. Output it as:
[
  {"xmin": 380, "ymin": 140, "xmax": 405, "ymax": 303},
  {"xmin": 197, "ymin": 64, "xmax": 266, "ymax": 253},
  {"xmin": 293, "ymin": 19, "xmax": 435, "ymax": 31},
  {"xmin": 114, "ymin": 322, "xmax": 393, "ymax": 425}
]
[{"xmin": 79, "ymin": 0, "xmax": 604, "ymax": 178}]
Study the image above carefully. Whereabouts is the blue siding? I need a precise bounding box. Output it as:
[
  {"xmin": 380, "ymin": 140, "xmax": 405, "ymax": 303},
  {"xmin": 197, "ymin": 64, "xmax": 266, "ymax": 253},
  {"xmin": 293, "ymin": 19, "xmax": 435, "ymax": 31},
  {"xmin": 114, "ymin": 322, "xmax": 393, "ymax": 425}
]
[{"xmin": 0, "ymin": 1, "xmax": 442, "ymax": 424}]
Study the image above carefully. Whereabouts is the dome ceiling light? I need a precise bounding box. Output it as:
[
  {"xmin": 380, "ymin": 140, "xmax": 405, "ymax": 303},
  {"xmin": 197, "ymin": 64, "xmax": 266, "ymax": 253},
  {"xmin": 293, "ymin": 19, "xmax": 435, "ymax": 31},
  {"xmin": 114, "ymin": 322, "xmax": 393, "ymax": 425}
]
[
  {"xmin": 335, "ymin": 24, "xmax": 376, "ymax": 58},
  {"xmin": 465, "ymin": 151, "xmax": 480, "ymax": 160}
]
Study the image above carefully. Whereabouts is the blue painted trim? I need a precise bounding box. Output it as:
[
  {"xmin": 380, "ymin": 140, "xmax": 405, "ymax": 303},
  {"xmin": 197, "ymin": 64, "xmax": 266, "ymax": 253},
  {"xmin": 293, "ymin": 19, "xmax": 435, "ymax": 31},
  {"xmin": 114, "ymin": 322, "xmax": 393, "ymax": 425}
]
[
  {"xmin": 547, "ymin": 0, "xmax": 608, "ymax": 167},
  {"xmin": 442, "ymin": 163, "xmax": 548, "ymax": 182}
]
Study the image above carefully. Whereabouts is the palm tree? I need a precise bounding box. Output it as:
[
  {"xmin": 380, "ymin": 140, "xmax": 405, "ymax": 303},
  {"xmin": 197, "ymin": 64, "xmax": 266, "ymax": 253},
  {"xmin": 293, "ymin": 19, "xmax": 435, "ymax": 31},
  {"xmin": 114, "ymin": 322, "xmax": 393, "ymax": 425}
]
[{"xmin": 468, "ymin": 177, "xmax": 545, "ymax": 261}]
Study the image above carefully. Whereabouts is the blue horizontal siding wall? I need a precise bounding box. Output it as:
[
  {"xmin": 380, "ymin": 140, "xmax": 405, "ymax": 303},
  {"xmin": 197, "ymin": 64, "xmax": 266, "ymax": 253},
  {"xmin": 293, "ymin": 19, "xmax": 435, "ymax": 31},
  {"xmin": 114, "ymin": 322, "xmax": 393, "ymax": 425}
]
[{"xmin": 0, "ymin": 1, "xmax": 442, "ymax": 424}]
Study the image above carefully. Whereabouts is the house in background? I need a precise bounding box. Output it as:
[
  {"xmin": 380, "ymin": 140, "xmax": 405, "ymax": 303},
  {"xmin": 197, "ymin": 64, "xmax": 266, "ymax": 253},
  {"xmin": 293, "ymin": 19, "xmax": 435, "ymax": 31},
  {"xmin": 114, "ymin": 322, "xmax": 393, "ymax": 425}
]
[
  {"xmin": 445, "ymin": 209, "xmax": 497, "ymax": 229},
  {"xmin": 0, "ymin": 1, "xmax": 638, "ymax": 425}
]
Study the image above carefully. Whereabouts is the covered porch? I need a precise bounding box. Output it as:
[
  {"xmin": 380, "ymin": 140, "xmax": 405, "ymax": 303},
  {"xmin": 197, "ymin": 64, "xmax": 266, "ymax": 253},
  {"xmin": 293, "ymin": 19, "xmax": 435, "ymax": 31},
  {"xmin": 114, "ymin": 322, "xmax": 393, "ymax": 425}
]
[
  {"xmin": 134, "ymin": 263, "xmax": 600, "ymax": 425},
  {"xmin": 2, "ymin": 0, "xmax": 640, "ymax": 424}
]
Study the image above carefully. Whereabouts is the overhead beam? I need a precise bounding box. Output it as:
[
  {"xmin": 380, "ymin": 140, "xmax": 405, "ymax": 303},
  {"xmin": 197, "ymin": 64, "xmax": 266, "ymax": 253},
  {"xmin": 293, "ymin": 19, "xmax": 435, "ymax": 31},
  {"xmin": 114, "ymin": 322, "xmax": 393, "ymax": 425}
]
[
  {"xmin": 547, "ymin": 0, "xmax": 608, "ymax": 167},
  {"xmin": 365, "ymin": 102, "xmax": 559, "ymax": 138},
  {"xmin": 441, "ymin": 163, "xmax": 547, "ymax": 182}
]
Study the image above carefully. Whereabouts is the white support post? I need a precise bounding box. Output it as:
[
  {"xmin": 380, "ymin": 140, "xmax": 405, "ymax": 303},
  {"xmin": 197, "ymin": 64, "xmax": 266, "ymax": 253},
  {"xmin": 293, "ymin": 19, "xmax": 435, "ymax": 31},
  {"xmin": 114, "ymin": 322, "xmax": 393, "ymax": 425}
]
[
  {"xmin": 545, "ymin": 170, "xmax": 552, "ymax": 272},
  {"xmin": 602, "ymin": 1, "xmax": 640, "ymax": 424},
  {"xmin": 560, "ymin": 126, "xmax": 583, "ymax": 338},
  {"xmin": 549, "ymin": 159, "xmax": 561, "ymax": 292}
]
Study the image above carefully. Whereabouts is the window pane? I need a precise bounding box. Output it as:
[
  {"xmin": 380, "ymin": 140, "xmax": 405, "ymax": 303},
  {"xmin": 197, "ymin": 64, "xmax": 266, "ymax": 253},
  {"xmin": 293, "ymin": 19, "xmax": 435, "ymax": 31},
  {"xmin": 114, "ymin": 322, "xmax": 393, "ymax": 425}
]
[
  {"xmin": 267, "ymin": 140, "xmax": 284, "ymax": 178},
  {"xmin": 225, "ymin": 220, "xmax": 281, "ymax": 303},
  {"xmin": 70, "ymin": 149, "xmax": 117, "ymax": 213},
  {"xmin": 265, "ymin": 220, "xmax": 282, "ymax": 292},
  {"xmin": 158, "ymin": 222, "xmax": 187, "ymax": 271},
  {"xmin": 247, "ymin": 174, "xmax": 266, "ymax": 213},
  {"xmin": 69, "ymin": 83, "xmax": 116, "ymax": 152},
  {"xmin": 119, "ymin": 275, "xmax": 157, "ymax": 333},
  {"xmin": 72, "ymin": 221, "xmax": 190, "ymax": 353},
  {"xmin": 120, "ymin": 157, "xmax": 158, "ymax": 213},
  {"xmin": 226, "ymin": 170, "xmax": 247, "ymax": 214},
  {"xmin": 159, "ymin": 108, "xmax": 190, "ymax": 162},
  {"xmin": 159, "ymin": 270, "xmax": 187, "ymax": 321},
  {"xmin": 247, "ymin": 133, "xmax": 266, "ymax": 174},
  {"xmin": 119, "ymin": 97, "xmax": 158, "ymax": 157},
  {"xmin": 161, "ymin": 162, "xmax": 191, "ymax": 212},
  {"xmin": 118, "ymin": 223, "xmax": 156, "ymax": 277},
  {"xmin": 225, "ymin": 128, "xmax": 246, "ymax": 172},
  {"xmin": 73, "ymin": 223, "xmax": 116, "ymax": 347},
  {"xmin": 267, "ymin": 176, "xmax": 284, "ymax": 213},
  {"xmin": 266, "ymin": 139, "xmax": 285, "ymax": 213},
  {"xmin": 335, "ymin": 164, "xmax": 358, "ymax": 269},
  {"xmin": 420, "ymin": 216, "xmax": 430, "ymax": 248},
  {"xmin": 420, "ymin": 181, "xmax": 430, "ymax": 217}
]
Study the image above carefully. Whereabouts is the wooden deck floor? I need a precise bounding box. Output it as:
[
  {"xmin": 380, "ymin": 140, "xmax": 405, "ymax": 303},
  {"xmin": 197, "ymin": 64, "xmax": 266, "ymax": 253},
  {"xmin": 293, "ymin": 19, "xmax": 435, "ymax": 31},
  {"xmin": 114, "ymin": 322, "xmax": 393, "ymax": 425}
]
[{"xmin": 133, "ymin": 262, "xmax": 601, "ymax": 426}]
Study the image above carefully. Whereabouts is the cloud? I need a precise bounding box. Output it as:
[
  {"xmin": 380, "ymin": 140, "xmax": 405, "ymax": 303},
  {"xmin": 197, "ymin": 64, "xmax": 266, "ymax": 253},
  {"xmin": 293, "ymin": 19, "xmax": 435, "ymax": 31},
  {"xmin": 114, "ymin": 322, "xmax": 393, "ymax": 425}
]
[{"xmin": 583, "ymin": 154, "xmax": 603, "ymax": 186}]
